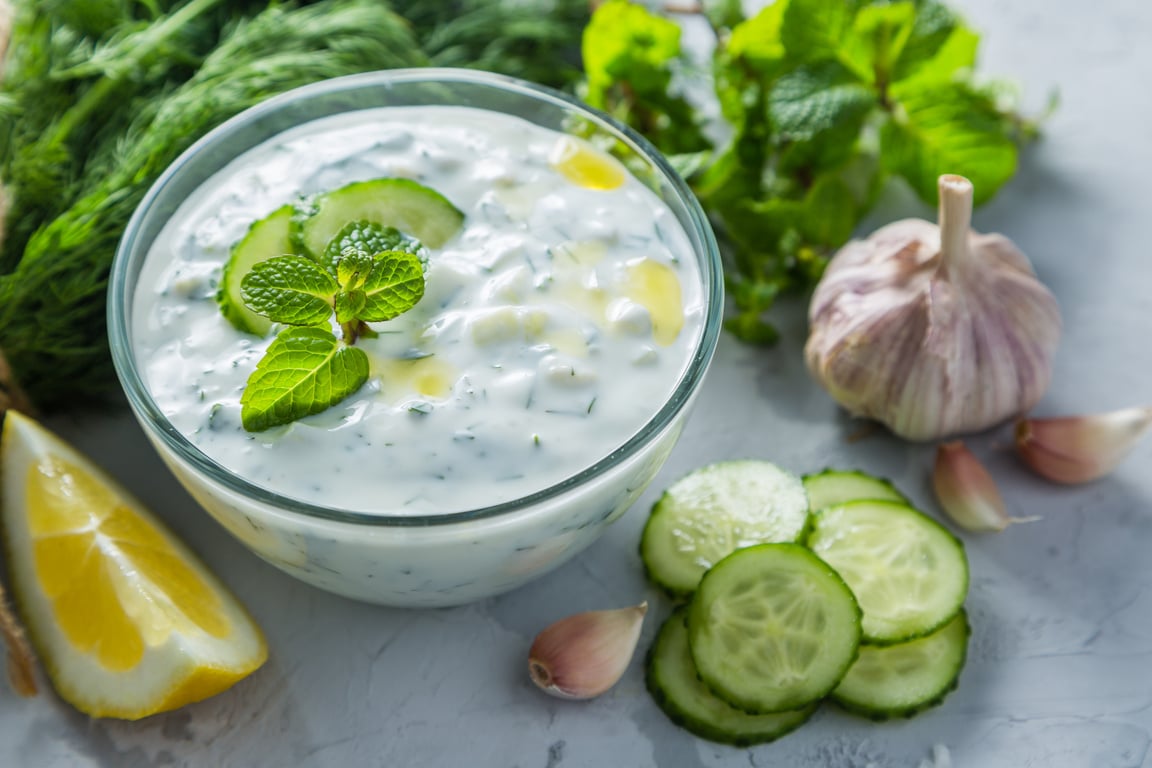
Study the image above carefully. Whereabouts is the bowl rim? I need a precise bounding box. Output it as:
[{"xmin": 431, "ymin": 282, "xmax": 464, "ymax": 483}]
[{"xmin": 108, "ymin": 67, "xmax": 723, "ymax": 528}]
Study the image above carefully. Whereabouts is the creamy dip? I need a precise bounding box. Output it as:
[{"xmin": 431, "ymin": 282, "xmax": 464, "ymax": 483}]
[{"xmin": 132, "ymin": 106, "xmax": 705, "ymax": 516}]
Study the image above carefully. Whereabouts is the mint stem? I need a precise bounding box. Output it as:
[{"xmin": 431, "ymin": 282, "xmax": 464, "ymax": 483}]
[{"xmin": 341, "ymin": 320, "xmax": 360, "ymax": 346}]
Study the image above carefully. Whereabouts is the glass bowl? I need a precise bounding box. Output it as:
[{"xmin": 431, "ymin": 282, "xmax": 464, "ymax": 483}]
[{"xmin": 108, "ymin": 69, "xmax": 722, "ymax": 607}]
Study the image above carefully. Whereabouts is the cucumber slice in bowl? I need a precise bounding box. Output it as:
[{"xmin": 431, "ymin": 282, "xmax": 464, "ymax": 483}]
[
  {"xmin": 687, "ymin": 543, "xmax": 862, "ymax": 714},
  {"xmin": 802, "ymin": 469, "xmax": 909, "ymax": 512},
  {"xmin": 647, "ymin": 607, "xmax": 817, "ymax": 746},
  {"xmin": 833, "ymin": 609, "xmax": 970, "ymax": 720},
  {"xmin": 293, "ymin": 177, "xmax": 464, "ymax": 258},
  {"xmin": 217, "ymin": 204, "xmax": 294, "ymax": 335},
  {"xmin": 640, "ymin": 461, "xmax": 809, "ymax": 598},
  {"xmin": 806, "ymin": 501, "xmax": 969, "ymax": 645}
]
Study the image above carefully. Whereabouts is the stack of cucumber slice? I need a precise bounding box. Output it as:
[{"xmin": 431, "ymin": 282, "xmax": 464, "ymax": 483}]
[{"xmin": 640, "ymin": 463, "xmax": 971, "ymax": 745}]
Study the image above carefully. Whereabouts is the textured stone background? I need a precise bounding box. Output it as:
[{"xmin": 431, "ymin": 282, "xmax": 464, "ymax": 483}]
[{"xmin": 2, "ymin": 0, "xmax": 1150, "ymax": 765}]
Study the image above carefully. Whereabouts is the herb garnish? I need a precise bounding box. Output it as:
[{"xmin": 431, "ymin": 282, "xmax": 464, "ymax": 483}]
[
  {"xmin": 581, "ymin": 0, "xmax": 1051, "ymax": 343},
  {"xmin": 237, "ymin": 222, "xmax": 424, "ymax": 432}
]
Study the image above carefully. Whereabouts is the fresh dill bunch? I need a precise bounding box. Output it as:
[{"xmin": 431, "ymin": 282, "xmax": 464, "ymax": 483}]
[
  {"xmin": 396, "ymin": 0, "xmax": 587, "ymax": 89},
  {"xmin": 0, "ymin": 0, "xmax": 591, "ymax": 410},
  {"xmin": 0, "ymin": 0, "xmax": 239, "ymax": 273},
  {"xmin": 0, "ymin": 0, "xmax": 428, "ymax": 408}
]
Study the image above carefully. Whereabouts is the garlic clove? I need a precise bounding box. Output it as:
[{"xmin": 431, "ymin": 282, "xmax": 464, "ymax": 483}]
[
  {"xmin": 528, "ymin": 602, "xmax": 647, "ymax": 700},
  {"xmin": 933, "ymin": 441, "xmax": 1038, "ymax": 532},
  {"xmin": 1015, "ymin": 407, "xmax": 1152, "ymax": 484}
]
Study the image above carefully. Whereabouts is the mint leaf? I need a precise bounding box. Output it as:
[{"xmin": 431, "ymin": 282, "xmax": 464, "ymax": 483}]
[
  {"xmin": 842, "ymin": 1, "xmax": 917, "ymax": 85},
  {"xmin": 581, "ymin": 0, "xmax": 709, "ymax": 154},
  {"xmin": 241, "ymin": 255, "xmax": 338, "ymax": 327},
  {"xmin": 726, "ymin": 1, "xmax": 790, "ymax": 77},
  {"xmin": 707, "ymin": 4, "xmax": 795, "ymax": 204},
  {"xmin": 357, "ymin": 251, "xmax": 426, "ymax": 322},
  {"xmin": 240, "ymin": 327, "xmax": 369, "ymax": 432},
  {"xmin": 321, "ymin": 221, "xmax": 426, "ymax": 277},
  {"xmin": 801, "ymin": 174, "xmax": 856, "ymax": 248},
  {"xmin": 882, "ymin": 80, "xmax": 1017, "ymax": 205},
  {"xmin": 336, "ymin": 248, "xmax": 374, "ymax": 291},
  {"xmin": 898, "ymin": 23, "xmax": 979, "ymax": 85},
  {"xmin": 667, "ymin": 151, "xmax": 712, "ymax": 181},
  {"xmin": 701, "ymin": 0, "xmax": 744, "ymax": 31},
  {"xmin": 583, "ymin": 0, "xmax": 681, "ymax": 95},
  {"xmin": 892, "ymin": 1, "xmax": 959, "ymax": 81},
  {"xmin": 741, "ymin": 197, "xmax": 805, "ymax": 254},
  {"xmin": 768, "ymin": 61, "xmax": 876, "ymax": 143},
  {"xmin": 693, "ymin": 135, "xmax": 765, "ymax": 214},
  {"xmin": 781, "ymin": 0, "xmax": 859, "ymax": 64}
]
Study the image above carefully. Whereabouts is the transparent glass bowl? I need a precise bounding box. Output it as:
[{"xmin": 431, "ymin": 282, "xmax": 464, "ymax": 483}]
[{"xmin": 108, "ymin": 69, "xmax": 722, "ymax": 607}]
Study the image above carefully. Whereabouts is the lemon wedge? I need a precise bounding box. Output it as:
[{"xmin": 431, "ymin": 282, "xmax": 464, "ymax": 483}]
[{"xmin": 0, "ymin": 411, "xmax": 267, "ymax": 719}]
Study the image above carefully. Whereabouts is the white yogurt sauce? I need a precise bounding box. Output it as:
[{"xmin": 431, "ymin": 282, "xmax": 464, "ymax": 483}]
[{"xmin": 133, "ymin": 106, "xmax": 705, "ymax": 515}]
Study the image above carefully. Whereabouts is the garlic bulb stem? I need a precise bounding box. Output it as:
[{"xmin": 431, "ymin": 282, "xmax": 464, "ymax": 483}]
[{"xmin": 938, "ymin": 175, "xmax": 974, "ymax": 271}]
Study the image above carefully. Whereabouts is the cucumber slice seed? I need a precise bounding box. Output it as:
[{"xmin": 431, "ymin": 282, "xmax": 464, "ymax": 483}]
[
  {"xmin": 640, "ymin": 460, "xmax": 810, "ymax": 597},
  {"xmin": 833, "ymin": 609, "xmax": 970, "ymax": 720},
  {"xmin": 802, "ymin": 468, "xmax": 909, "ymax": 512},
  {"xmin": 293, "ymin": 178, "xmax": 464, "ymax": 259},
  {"xmin": 687, "ymin": 543, "xmax": 862, "ymax": 714},
  {"xmin": 806, "ymin": 501, "xmax": 969, "ymax": 645},
  {"xmin": 647, "ymin": 607, "xmax": 817, "ymax": 746},
  {"xmin": 217, "ymin": 204, "xmax": 294, "ymax": 336}
]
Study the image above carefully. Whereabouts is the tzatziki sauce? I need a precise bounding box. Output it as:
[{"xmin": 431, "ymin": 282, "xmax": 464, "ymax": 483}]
[{"xmin": 132, "ymin": 106, "xmax": 705, "ymax": 516}]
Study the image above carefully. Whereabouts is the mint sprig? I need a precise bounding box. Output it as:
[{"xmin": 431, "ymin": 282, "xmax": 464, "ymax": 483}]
[
  {"xmin": 236, "ymin": 221, "xmax": 426, "ymax": 432},
  {"xmin": 581, "ymin": 0, "xmax": 1049, "ymax": 344}
]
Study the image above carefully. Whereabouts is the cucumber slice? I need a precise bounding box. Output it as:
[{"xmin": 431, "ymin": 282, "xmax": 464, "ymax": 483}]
[
  {"xmin": 806, "ymin": 501, "xmax": 968, "ymax": 645},
  {"xmin": 640, "ymin": 461, "xmax": 809, "ymax": 598},
  {"xmin": 833, "ymin": 609, "xmax": 970, "ymax": 720},
  {"xmin": 802, "ymin": 469, "xmax": 909, "ymax": 512},
  {"xmin": 647, "ymin": 607, "xmax": 817, "ymax": 746},
  {"xmin": 217, "ymin": 204, "xmax": 294, "ymax": 335},
  {"xmin": 293, "ymin": 178, "xmax": 464, "ymax": 258},
  {"xmin": 687, "ymin": 543, "xmax": 861, "ymax": 714}
]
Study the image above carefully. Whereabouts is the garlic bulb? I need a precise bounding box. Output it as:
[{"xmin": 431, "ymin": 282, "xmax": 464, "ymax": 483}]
[{"xmin": 805, "ymin": 175, "xmax": 1061, "ymax": 441}]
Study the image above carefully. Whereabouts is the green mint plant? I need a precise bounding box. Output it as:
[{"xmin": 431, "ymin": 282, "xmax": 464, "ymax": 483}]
[
  {"xmin": 581, "ymin": 0, "xmax": 1051, "ymax": 344},
  {"xmin": 237, "ymin": 222, "xmax": 425, "ymax": 432}
]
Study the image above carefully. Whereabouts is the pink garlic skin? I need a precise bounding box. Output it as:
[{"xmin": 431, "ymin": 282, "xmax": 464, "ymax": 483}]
[
  {"xmin": 934, "ymin": 441, "xmax": 1011, "ymax": 532},
  {"xmin": 527, "ymin": 603, "xmax": 647, "ymax": 700},
  {"xmin": 805, "ymin": 175, "xmax": 1062, "ymax": 442},
  {"xmin": 1015, "ymin": 407, "xmax": 1152, "ymax": 484}
]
